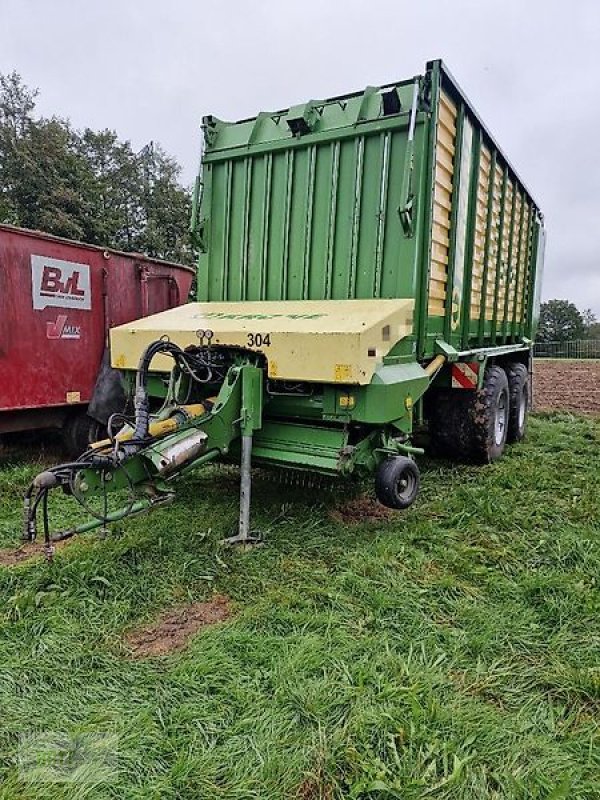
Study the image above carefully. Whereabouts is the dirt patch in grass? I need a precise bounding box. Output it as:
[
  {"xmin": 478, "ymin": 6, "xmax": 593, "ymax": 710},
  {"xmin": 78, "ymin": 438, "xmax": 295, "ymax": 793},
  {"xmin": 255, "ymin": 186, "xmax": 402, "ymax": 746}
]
[
  {"xmin": 534, "ymin": 359, "xmax": 600, "ymax": 416},
  {"xmin": 0, "ymin": 539, "xmax": 70, "ymax": 567},
  {"xmin": 330, "ymin": 494, "xmax": 393, "ymax": 525},
  {"xmin": 124, "ymin": 594, "xmax": 232, "ymax": 658},
  {"xmin": 297, "ymin": 775, "xmax": 334, "ymax": 800}
]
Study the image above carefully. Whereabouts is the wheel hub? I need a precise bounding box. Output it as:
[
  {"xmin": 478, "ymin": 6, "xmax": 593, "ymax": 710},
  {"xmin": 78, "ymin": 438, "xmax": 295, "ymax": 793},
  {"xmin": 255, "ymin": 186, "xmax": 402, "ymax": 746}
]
[
  {"xmin": 494, "ymin": 390, "xmax": 508, "ymax": 446},
  {"xmin": 518, "ymin": 387, "xmax": 527, "ymax": 429}
]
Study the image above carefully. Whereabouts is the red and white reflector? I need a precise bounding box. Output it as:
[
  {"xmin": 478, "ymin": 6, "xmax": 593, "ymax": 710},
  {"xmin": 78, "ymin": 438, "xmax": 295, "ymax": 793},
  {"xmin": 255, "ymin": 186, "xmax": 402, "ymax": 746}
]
[{"xmin": 451, "ymin": 361, "xmax": 479, "ymax": 389}]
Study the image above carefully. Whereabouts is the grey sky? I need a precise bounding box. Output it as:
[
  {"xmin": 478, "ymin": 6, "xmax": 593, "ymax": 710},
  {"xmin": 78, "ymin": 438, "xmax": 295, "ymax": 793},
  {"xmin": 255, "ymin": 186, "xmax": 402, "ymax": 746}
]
[{"xmin": 2, "ymin": 0, "xmax": 598, "ymax": 314}]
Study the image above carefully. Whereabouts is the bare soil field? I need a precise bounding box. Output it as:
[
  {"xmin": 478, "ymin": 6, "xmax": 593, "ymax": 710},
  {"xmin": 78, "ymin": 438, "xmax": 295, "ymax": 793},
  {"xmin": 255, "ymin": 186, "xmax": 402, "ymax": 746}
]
[{"xmin": 534, "ymin": 358, "xmax": 600, "ymax": 416}]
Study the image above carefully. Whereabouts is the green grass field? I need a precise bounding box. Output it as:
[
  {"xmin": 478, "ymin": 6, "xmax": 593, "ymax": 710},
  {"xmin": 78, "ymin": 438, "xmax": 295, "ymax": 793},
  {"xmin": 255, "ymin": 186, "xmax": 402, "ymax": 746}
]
[{"xmin": 0, "ymin": 414, "xmax": 598, "ymax": 799}]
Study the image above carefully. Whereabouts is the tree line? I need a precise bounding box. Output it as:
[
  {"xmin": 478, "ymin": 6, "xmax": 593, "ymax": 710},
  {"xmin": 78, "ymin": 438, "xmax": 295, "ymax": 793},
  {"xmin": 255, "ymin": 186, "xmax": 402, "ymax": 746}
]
[
  {"xmin": 0, "ymin": 71, "xmax": 192, "ymax": 263},
  {"xmin": 538, "ymin": 300, "xmax": 598, "ymax": 343}
]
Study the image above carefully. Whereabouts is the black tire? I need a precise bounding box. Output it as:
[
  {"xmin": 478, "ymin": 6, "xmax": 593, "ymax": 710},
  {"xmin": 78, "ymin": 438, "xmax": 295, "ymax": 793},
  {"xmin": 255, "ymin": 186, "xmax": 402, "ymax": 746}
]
[
  {"xmin": 375, "ymin": 456, "xmax": 420, "ymax": 510},
  {"xmin": 469, "ymin": 365, "xmax": 510, "ymax": 463},
  {"xmin": 63, "ymin": 411, "xmax": 101, "ymax": 457},
  {"xmin": 428, "ymin": 366, "xmax": 510, "ymax": 464},
  {"xmin": 505, "ymin": 362, "xmax": 529, "ymax": 443}
]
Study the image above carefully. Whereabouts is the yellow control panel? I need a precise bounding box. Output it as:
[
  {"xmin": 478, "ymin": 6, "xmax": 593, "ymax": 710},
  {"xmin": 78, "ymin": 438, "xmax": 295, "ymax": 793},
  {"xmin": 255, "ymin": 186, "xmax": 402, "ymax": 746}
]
[{"xmin": 110, "ymin": 299, "xmax": 415, "ymax": 385}]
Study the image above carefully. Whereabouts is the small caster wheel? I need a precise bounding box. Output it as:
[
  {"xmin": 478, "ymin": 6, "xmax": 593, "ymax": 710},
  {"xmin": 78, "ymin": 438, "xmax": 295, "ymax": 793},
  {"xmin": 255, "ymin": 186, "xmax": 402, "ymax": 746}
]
[{"xmin": 375, "ymin": 456, "xmax": 420, "ymax": 510}]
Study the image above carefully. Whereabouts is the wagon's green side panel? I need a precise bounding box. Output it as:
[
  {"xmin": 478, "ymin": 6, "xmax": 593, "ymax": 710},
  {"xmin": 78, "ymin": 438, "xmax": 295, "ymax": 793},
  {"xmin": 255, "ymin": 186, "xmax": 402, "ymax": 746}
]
[
  {"xmin": 194, "ymin": 60, "xmax": 544, "ymax": 360},
  {"xmin": 421, "ymin": 61, "xmax": 544, "ymax": 355},
  {"xmin": 197, "ymin": 80, "xmax": 426, "ymax": 318}
]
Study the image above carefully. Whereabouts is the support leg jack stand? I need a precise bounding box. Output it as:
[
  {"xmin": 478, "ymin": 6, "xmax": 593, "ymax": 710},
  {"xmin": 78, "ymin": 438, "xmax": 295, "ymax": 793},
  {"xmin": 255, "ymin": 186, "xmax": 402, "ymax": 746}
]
[{"xmin": 221, "ymin": 434, "xmax": 262, "ymax": 547}]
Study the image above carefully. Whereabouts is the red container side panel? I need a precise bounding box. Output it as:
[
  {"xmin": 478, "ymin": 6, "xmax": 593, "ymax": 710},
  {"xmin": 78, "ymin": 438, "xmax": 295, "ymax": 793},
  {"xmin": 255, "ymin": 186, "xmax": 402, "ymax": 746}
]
[{"xmin": 0, "ymin": 225, "xmax": 193, "ymax": 425}]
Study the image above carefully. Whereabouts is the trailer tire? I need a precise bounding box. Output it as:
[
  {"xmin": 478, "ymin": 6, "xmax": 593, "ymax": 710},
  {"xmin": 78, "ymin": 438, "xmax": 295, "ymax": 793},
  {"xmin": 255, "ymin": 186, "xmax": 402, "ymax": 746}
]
[
  {"xmin": 63, "ymin": 412, "xmax": 101, "ymax": 457},
  {"xmin": 469, "ymin": 365, "xmax": 510, "ymax": 463},
  {"xmin": 505, "ymin": 362, "xmax": 529, "ymax": 443},
  {"xmin": 375, "ymin": 456, "xmax": 420, "ymax": 510}
]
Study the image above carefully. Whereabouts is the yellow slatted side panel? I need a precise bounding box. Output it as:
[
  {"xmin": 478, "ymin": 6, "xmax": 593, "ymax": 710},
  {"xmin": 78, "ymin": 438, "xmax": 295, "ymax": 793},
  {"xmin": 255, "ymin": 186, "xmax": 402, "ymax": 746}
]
[
  {"xmin": 484, "ymin": 163, "xmax": 503, "ymax": 320},
  {"xmin": 515, "ymin": 204, "xmax": 531, "ymax": 321},
  {"xmin": 507, "ymin": 191, "xmax": 522, "ymax": 320},
  {"xmin": 469, "ymin": 144, "xmax": 491, "ymax": 320},
  {"xmin": 497, "ymin": 180, "xmax": 514, "ymax": 321},
  {"xmin": 429, "ymin": 91, "xmax": 457, "ymax": 317}
]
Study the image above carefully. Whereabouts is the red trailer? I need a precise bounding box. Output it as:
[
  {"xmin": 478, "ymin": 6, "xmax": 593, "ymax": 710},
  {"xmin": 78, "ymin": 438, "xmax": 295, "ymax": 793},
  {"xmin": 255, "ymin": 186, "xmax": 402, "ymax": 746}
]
[{"xmin": 0, "ymin": 225, "xmax": 194, "ymax": 449}]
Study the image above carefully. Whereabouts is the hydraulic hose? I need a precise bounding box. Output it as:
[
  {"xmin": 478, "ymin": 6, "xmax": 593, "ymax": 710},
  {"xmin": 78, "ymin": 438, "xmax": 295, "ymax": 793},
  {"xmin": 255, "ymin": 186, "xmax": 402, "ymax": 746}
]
[
  {"xmin": 132, "ymin": 340, "xmax": 185, "ymax": 443},
  {"xmin": 23, "ymin": 338, "xmax": 217, "ymax": 547}
]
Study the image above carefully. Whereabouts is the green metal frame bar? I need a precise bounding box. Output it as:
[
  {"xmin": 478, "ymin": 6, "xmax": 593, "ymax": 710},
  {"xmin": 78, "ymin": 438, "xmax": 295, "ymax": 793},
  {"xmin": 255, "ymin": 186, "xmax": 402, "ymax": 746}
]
[
  {"xmin": 373, "ymin": 130, "xmax": 391, "ymax": 295},
  {"xmin": 239, "ymin": 158, "xmax": 252, "ymax": 300},
  {"xmin": 436, "ymin": 338, "xmax": 531, "ymax": 362},
  {"xmin": 239, "ymin": 364, "xmax": 263, "ymax": 435},
  {"xmin": 525, "ymin": 217, "xmax": 542, "ymax": 335},
  {"xmin": 348, "ymin": 136, "xmax": 365, "ymax": 298},
  {"xmin": 203, "ymin": 113, "xmax": 420, "ymax": 164},
  {"xmin": 194, "ymin": 158, "xmax": 212, "ymax": 299},
  {"xmin": 443, "ymin": 102, "xmax": 465, "ymax": 342},
  {"xmin": 518, "ymin": 205, "xmax": 534, "ymax": 337},
  {"xmin": 259, "ymin": 153, "xmax": 273, "ymax": 301},
  {"xmin": 57, "ymin": 496, "xmax": 174, "ymax": 540},
  {"xmin": 190, "ymin": 150, "xmax": 209, "ymax": 249},
  {"xmin": 460, "ymin": 127, "xmax": 482, "ymax": 349},
  {"xmin": 398, "ymin": 77, "xmax": 420, "ymax": 238},
  {"xmin": 501, "ymin": 184, "xmax": 517, "ymax": 341},
  {"xmin": 491, "ymin": 168, "xmax": 508, "ymax": 344},
  {"xmin": 220, "ymin": 161, "xmax": 233, "ymax": 301},
  {"xmin": 302, "ymin": 145, "xmax": 317, "ymax": 299},
  {"xmin": 416, "ymin": 63, "xmax": 441, "ymax": 359},
  {"xmin": 324, "ymin": 140, "xmax": 340, "ymax": 299},
  {"xmin": 281, "ymin": 149, "xmax": 294, "ymax": 300},
  {"xmin": 477, "ymin": 149, "xmax": 497, "ymax": 342},
  {"xmin": 510, "ymin": 194, "xmax": 526, "ymax": 338}
]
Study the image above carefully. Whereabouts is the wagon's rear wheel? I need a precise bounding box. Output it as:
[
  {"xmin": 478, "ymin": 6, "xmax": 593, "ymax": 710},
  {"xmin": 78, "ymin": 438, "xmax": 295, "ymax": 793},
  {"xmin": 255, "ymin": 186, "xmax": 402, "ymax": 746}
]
[
  {"xmin": 63, "ymin": 411, "xmax": 102, "ymax": 457},
  {"xmin": 470, "ymin": 365, "xmax": 510, "ymax": 463},
  {"xmin": 505, "ymin": 362, "xmax": 529, "ymax": 443},
  {"xmin": 375, "ymin": 456, "xmax": 420, "ymax": 510},
  {"xmin": 427, "ymin": 365, "xmax": 510, "ymax": 463}
]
